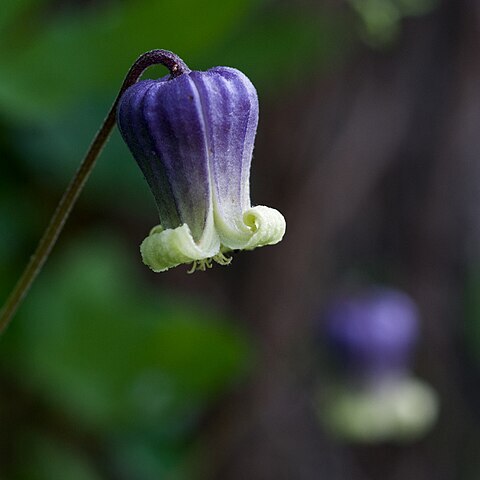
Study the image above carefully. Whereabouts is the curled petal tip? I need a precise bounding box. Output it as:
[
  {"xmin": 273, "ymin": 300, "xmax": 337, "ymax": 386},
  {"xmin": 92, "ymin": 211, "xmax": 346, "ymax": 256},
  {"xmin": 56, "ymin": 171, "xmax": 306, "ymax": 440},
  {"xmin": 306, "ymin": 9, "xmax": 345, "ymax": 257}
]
[
  {"xmin": 140, "ymin": 222, "xmax": 220, "ymax": 273},
  {"xmin": 242, "ymin": 206, "xmax": 286, "ymax": 250}
]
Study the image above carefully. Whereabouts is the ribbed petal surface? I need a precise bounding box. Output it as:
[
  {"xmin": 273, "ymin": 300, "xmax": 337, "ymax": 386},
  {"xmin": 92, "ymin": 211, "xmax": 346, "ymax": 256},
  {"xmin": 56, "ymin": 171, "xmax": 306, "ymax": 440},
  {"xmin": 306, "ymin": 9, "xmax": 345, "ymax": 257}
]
[
  {"xmin": 117, "ymin": 75, "xmax": 211, "ymax": 242},
  {"xmin": 190, "ymin": 67, "xmax": 259, "ymax": 248}
]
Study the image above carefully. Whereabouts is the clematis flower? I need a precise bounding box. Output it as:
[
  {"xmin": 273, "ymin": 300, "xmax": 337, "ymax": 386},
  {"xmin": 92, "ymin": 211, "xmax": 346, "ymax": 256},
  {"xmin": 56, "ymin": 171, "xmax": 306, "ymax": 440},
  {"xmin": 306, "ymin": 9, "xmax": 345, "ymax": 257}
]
[
  {"xmin": 316, "ymin": 287, "xmax": 439, "ymax": 443},
  {"xmin": 117, "ymin": 60, "xmax": 285, "ymax": 272}
]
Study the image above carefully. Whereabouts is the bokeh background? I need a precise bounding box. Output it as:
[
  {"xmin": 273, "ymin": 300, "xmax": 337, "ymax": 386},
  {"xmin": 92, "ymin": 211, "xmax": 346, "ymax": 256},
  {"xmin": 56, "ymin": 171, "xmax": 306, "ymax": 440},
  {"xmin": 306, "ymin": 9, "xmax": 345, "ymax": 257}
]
[{"xmin": 2, "ymin": 0, "xmax": 480, "ymax": 478}]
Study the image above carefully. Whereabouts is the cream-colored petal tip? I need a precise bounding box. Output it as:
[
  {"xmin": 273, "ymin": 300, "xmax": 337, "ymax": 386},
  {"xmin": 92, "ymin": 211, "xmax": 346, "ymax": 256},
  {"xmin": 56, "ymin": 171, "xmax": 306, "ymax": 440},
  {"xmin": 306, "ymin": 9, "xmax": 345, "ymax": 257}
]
[
  {"xmin": 140, "ymin": 223, "xmax": 220, "ymax": 272},
  {"xmin": 243, "ymin": 206, "xmax": 286, "ymax": 250}
]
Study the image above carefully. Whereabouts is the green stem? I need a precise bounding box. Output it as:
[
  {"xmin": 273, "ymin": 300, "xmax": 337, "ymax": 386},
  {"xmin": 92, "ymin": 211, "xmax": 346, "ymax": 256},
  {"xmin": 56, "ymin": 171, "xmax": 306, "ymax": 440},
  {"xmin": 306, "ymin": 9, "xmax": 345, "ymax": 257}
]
[{"xmin": 0, "ymin": 49, "xmax": 190, "ymax": 335}]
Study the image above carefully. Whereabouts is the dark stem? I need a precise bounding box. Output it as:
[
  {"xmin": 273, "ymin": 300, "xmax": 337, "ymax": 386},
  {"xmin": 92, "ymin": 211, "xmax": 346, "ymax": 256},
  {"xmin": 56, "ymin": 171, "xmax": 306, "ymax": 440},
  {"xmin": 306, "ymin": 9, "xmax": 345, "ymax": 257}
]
[{"xmin": 0, "ymin": 49, "xmax": 190, "ymax": 334}]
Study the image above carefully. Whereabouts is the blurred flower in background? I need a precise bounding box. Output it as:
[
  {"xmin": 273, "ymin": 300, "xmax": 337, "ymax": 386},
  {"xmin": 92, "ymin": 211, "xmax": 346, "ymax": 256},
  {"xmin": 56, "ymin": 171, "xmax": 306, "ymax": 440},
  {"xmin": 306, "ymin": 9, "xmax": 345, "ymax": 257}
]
[{"xmin": 317, "ymin": 287, "xmax": 439, "ymax": 443}]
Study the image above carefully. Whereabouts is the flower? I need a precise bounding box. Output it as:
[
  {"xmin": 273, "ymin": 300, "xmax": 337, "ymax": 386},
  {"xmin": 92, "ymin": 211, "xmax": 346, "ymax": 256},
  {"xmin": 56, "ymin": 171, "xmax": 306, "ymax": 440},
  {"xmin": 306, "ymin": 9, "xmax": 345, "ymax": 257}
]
[
  {"xmin": 117, "ymin": 61, "xmax": 285, "ymax": 272},
  {"xmin": 316, "ymin": 287, "xmax": 439, "ymax": 443}
]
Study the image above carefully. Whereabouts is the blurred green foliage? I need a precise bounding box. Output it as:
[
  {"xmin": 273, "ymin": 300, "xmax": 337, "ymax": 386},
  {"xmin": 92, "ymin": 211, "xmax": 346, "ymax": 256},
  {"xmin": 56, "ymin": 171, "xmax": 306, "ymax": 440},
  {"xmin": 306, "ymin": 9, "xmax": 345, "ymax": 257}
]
[
  {"xmin": 0, "ymin": 0, "xmax": 253, "ymax": 117},
  {"xmin": 349, "ymin": 0, "xmax": 439, "ymax": 46},
  {"xmin": 15, "ymin": 431, "xmax": 102, "ymax": 480},
  {"xmin": 1, "ymin": 235, "xmax": 251, "ymax": 478},
  {"xmin": 0, "ymin": 0, "xmax": 348, "ymax": 120}
]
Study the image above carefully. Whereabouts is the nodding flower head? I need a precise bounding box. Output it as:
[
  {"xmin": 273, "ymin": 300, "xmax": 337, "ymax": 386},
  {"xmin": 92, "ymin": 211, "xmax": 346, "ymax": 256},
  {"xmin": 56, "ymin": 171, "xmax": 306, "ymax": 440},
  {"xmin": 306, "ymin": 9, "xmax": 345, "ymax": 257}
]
[
  {"xmin": 117, "ymin": 56, "xmax": 285, "ymax": 272},
  {"xmin": 318, "ymin": 287, "xmax": 438, "ymax": 442},
  {"xmin": 322, "ymin": 287, "xmax": 420, "ymax": 380}
]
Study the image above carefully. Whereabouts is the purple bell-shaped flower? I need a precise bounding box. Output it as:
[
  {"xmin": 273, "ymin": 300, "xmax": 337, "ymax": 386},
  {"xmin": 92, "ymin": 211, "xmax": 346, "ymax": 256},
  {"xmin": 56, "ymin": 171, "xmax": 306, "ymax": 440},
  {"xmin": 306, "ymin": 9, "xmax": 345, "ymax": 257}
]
[
  {"xmin": 117, "ymin": 57, "xmax": 285, "ymax": 272},
  {"xmin": 318, "ymin": 287, "xmax": 438, "ymax": 442}
]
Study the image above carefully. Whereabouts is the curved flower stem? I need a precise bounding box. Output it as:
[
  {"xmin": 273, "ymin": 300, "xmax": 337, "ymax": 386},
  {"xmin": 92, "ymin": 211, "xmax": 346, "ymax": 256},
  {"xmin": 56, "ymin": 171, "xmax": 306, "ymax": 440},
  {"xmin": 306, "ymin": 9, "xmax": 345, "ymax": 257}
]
[{"xmin": 0, "ymin": 49, "xmax": 191, "ymax": 335}]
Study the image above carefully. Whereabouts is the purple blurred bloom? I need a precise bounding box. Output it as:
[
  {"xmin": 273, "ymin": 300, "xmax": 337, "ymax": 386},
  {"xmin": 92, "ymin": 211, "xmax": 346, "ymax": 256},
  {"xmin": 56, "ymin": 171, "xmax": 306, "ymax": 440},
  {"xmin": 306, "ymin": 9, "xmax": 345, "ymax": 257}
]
[
  {"xmin": 323, "ymin": 287, "xmax": 420, "ymax": 379},
  {"xmin": 117, "ymin": 64, "xmax": 285, "ymax": 272},
  {"xmin": 319, "ymin": 288, "xmax": 438, "ymax": 442}
]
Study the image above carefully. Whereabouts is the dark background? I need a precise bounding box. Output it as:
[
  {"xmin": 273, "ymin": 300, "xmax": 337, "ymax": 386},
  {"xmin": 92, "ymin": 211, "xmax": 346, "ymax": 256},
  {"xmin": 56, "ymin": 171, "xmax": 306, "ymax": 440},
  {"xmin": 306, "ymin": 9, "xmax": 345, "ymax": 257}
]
[{"xmin": 1, "ymin": 0, "xmax": 480, "ymax": 478}]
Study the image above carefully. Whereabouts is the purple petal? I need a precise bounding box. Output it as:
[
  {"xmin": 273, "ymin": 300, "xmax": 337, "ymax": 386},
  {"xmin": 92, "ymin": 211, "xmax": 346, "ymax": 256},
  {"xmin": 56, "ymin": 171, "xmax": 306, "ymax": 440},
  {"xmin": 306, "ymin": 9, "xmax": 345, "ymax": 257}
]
[
  {"xmin": 117, "ymin": 75, "xmax": 211, "ymax": 242},
  {"xmin": 190, "ymin": 67, "xmax": 259, "ymax": 225}
]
